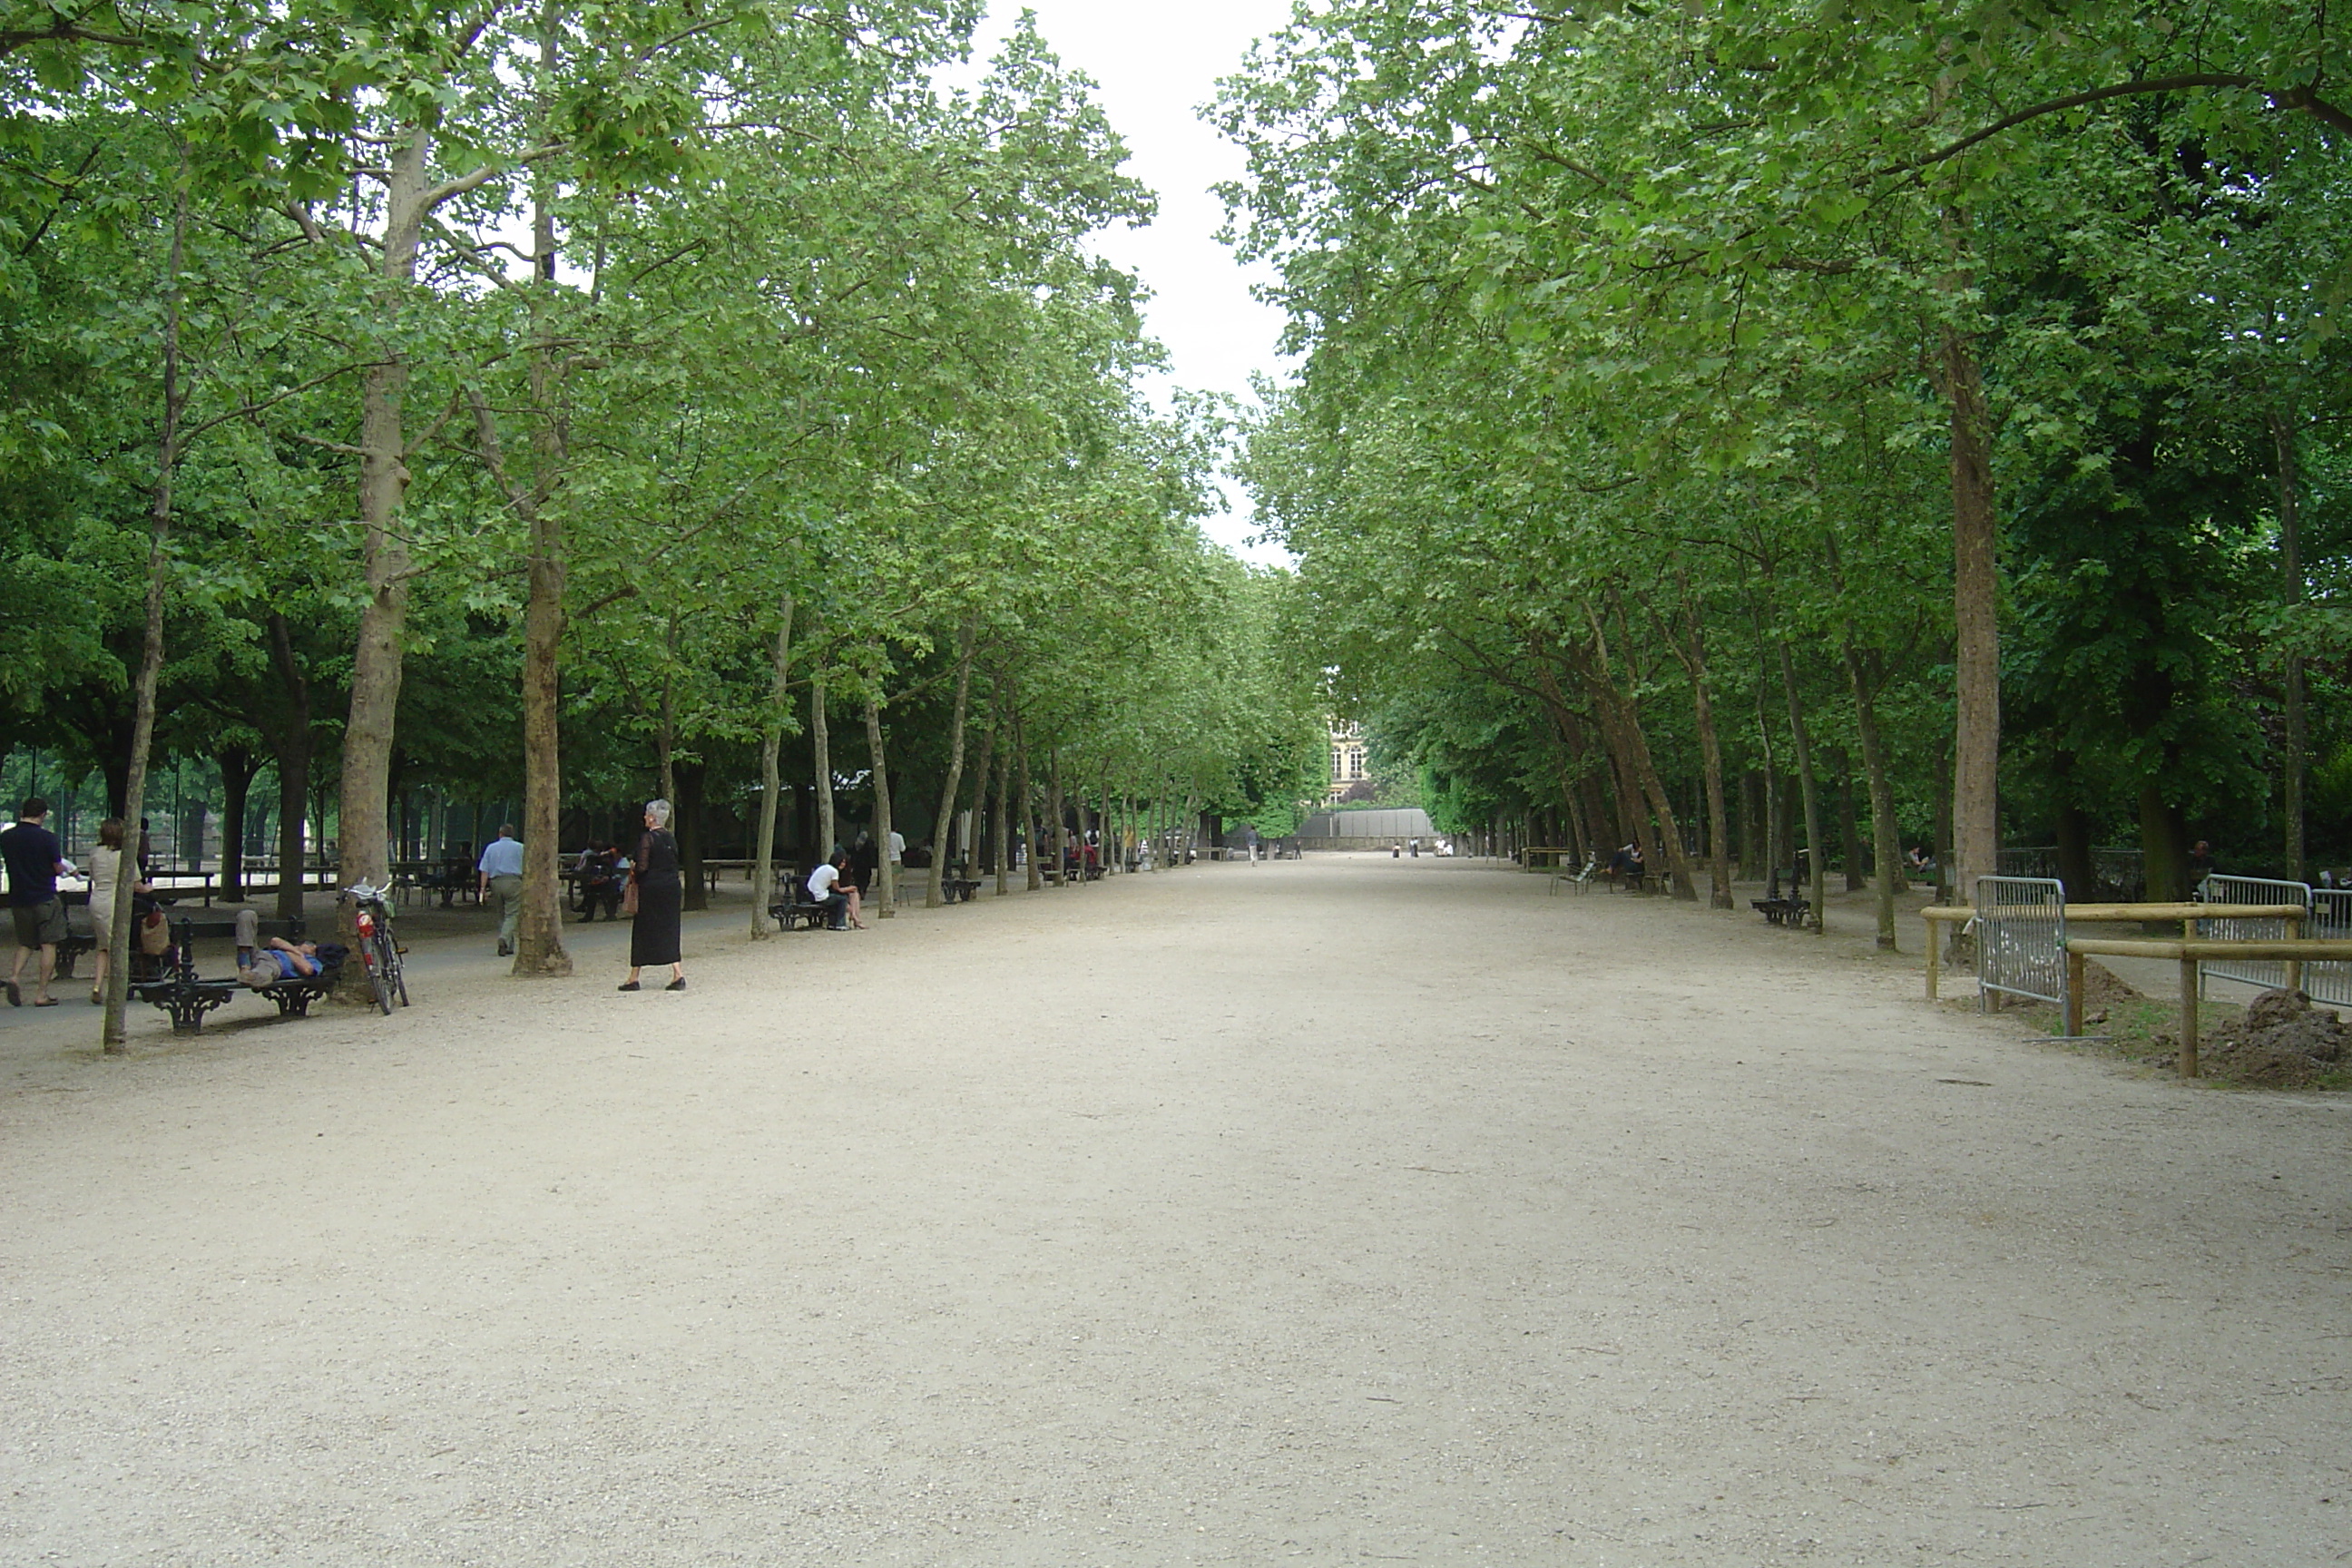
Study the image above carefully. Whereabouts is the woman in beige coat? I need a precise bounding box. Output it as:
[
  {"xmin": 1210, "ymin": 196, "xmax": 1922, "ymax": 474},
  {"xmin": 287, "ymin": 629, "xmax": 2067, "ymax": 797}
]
[{"xmin": 84, "ymin": 818, "xmax": 149, "ymax": 1004}]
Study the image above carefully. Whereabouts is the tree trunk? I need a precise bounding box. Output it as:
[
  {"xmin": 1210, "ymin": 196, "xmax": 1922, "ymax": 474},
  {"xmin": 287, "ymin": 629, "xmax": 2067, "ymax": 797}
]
[
  {"xmin": 2272, "ymin": 406, "xmax": 2306, "ymax": 881},
  {"xmin": 962, "ymin": 698, "xmax": 999, "ymax": 875},
  {"xmin": 1832, "ymin": 750, "xmax": 1864, "ymax": 893},
  {"xmin": 863, "ymin": 694, "xmax": 896, "ymax": 916},
  {"xmin": 1738, "ymin": 769, "xmax": 1762, "ymax": 883},
  {"xmin": 926, "ymin": 624, "xmax": 975, "ymax": 908},
  {"xmin": 655, "ymin": 671, "xmax": 676, "ymax": 805},
  {"xmin": 751, "ymin": 594, "xmax": 795, "ymax": 939},
  {"xmin": 2053, "ymin": 780, "xmax": 2094, "ymax": 904},
  {"xmin": 992, "ymin": 732, "xmax": 1012, "ymax": 897},
  {"xmin": 1576, "ymin": 612, "xmax": 1697, "ymax": 900},
  {"xmin": 1777, "ymin": 642, "xmax": 1827, "ymax": 932},
  {"xmin": 262, "ymin": 613, "xmax": 313, "ymax": 922},
  {"xmin": 1930, "ymin": 732, "xmax": 1955, "ymax": 906},
  {"xmin": 1842, "ymin": 641, "xmax": 1904, "ymax": 949},
  {"xmin": 1746, "ymin": 615, "xmax": 1784, "ymax": 888},
  {"xmin": 270, "ymin": 733, "xmax": 311, "ymax": 920},
  {"xmin": 471, "ymin": 393, "xmax": 570, "ymax": 973},
  {"xmin": 1667, "ymin": 577, "xmax": 1735, "ymax": 909},
  {"xmin": 675, "ymin": 760, "xmax": 707, "ymax": 911},
  {"xmin": 1046, "ymin": 747, "xmax": 1066, "ymax": 887},
  {"xmin": 505, "ymin": 25, "xmax": 573, "ymax": 979},
  {"xmin": 1099, "ymin": 775, "xmax": 1114, "ymax": 876},
  {"xmin": 216, "ymin": 745, "xmax": 257, "ymax": 901},
  {"xmin": 336, "ymin": 133, "xmax": 429, "ymax": 995},
  {"xmin": 1018, "ymin": 720, "xmax": 1041, "ymax": 891},
  {"xmin": 2140, "ymin": 783, "xmax": 2190, "ymax": 904},
  {"xmin": 1941, "ymin": 318, "xmax": 2002, "ymax": 911},
  {"xmin": 103, "ymin": 167, "xmax": 186, "ymax": 1053},
  {"xmin": 811, "ymin": 662, "xmax": 834, "ymax": 858}
]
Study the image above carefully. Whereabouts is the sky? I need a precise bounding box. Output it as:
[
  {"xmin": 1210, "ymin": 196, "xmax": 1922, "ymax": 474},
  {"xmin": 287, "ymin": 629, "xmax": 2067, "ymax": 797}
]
[{"xmin": 953, "ymin": 1, "xmax": 1300, "ymax": 564}]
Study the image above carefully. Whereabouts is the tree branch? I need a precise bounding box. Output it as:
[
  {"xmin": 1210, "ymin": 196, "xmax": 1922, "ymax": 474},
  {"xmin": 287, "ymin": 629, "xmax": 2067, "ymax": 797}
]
[
  {"xmin": 1884, "ymin": 74, "xmax": 2352, "ymax": 176},
  {"xmin": 417, "ymin": 142, "xmax": 569, "ymax": 213}
]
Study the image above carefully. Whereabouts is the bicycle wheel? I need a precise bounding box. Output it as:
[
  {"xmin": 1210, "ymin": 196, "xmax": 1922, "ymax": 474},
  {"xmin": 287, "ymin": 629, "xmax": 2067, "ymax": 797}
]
[
  {"xmin": 370, "ymin": 926, "xmax": 404, "ymax": 1012},
  {"xmin": 382, "ymin": 922, "xmax": 410, "ymax": 1007},
  {"xmin": 364, "ymin": 937, "xmax": 395, "ymax": 1015}
]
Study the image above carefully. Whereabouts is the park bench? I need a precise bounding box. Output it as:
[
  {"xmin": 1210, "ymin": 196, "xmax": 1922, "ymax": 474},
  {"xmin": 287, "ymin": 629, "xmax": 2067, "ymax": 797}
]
[
  {"xmin": 49, "ymin": 890, "xmax": 96, "ymax": 979},
  {"xmin": 766, "ymin": 882, "xmax": 837, "ymax": 932},
  {"xmin": 129, "ymin": 913, "xmax": 338, "ymax": 1034},
  {"xmin": 53, "ymin": 889, "xmax": 183, "ymax": 983},
  {"xmin": 938, "ymin": 867, "xmax": 983, "ymax": 904},
  {"xmin": 1751, "ymin": 871, "xmax": 1811, "ymax": 926}
]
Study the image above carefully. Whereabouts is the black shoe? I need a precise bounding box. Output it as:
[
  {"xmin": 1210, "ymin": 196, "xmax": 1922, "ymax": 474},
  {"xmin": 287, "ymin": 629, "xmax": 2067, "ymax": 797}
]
[
  {"xmin": 617, "ymin": 981, "xmax": 640, "ymax": 991},
  {"xmin": 497, "ymin": 941, "xmax": 513, "ymax": 956},
  {"xmin": 5, "ymin": 980, "xmax": 16, "ymax": 1006},
  {"xmin": 663, "ymin": 977, "xmax": 686, "ymax": 991}
]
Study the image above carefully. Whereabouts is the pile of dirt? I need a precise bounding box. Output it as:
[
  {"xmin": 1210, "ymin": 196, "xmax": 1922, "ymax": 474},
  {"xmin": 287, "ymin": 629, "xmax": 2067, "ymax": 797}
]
[
  {"xmin": 2072, "ymin": 959, "xmax": 2142, "ymax": 1027},
  {"xmin": 2198, "ymin": 989, "xmax": 2350, "ymax": 1088}
]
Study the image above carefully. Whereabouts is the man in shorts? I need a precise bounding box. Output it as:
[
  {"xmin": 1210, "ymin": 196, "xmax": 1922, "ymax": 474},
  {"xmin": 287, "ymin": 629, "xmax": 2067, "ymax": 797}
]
[{"xmin": 2, "ymin": 797, "xmax": 70, "ymax": 1007}]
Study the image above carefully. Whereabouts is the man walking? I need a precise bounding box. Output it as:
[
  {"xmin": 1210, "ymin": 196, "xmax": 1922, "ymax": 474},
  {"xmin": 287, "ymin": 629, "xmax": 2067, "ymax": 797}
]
[
  {"xmin": 2, "ymin": 798, "xmax": 71, "ymax": 1007},
  {"xmin": 477, "ymin": 824, "xmax": 525, "ymax": 957}
]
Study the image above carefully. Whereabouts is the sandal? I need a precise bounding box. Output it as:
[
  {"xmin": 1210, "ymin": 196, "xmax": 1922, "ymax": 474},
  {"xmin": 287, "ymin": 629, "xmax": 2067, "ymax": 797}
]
[{"xmin": 33, "ymin": 997, "xmax": 58, "ymax": 1007}]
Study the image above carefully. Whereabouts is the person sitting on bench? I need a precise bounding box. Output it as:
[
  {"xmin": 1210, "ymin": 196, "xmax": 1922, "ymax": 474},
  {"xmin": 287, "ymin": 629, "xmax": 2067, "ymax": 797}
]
[
  {"xmin": 576, "ymin": 844, "xmax": 622, "ymax": 921},
  {"xmin": 238, "ymin": 936, "xmax": 327, "ymax": 987},
  {"xmin": 807, "ymin": 851, "xmax": 865, "ymax": 931}
]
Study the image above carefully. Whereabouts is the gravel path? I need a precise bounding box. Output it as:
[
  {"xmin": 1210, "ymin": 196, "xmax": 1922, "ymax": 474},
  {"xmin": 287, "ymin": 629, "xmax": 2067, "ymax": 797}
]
[{"xmin": 3, "ymin": 855, "xmax": 2347, "ymax": 1565}]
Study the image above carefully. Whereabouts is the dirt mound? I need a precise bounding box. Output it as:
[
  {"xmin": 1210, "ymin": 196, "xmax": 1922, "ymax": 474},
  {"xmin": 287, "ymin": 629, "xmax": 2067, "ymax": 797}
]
[
  {"xmin": 2077, "ymin": 960, "xmax": 2142, "ymax": 1008},
  {"xmin": 2200, "ymin": 989, "xmax": 2348, "ymax": 1087}
]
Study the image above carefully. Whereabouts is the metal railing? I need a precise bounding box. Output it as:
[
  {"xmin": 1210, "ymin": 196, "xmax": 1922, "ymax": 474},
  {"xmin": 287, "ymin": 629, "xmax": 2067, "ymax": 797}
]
[
  {"xmin": 2307, "ymin": 889, "xmax": 2352, "ymax": 1008},
  {"xmin": 1994, "ymin": 846, "xmax": 2146, "ymax": 901},
  {"xmin": 1975, "ymin": 876, "xmax": 2068, "ymax": 1012},
  {"xmin": 2196, "ymin": 875, "xmax": 2310, "ymax": 996}
]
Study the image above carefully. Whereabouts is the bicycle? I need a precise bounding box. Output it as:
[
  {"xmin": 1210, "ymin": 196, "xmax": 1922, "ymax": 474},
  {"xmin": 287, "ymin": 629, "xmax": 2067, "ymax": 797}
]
[{"xmin": 340, "ymin": 880, "xmax": 410, "ymax": 1015}]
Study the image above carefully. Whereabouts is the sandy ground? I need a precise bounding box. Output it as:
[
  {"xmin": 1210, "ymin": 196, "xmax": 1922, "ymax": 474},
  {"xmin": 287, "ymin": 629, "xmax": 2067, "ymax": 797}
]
[{"xmin": 2, "ymin": 855, "xmax": 2347, "ymax": 1567}]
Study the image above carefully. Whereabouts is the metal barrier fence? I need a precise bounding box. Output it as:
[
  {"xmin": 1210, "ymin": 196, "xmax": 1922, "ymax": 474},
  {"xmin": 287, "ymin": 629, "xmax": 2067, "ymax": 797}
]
[
  {"xmin": 2300, "ymin": 888, "xmax": 2352, "ymax": 1008},
  {"xmin": 1975, "ymin": 876, "xmax": 2068, "ymax": 1012},
  {"xmin": 2196, "ymin": 875, "xmax": 2310, "ymax": 996},
  {"xmin": 1994, "ymin": 846, "xmax": 2146, "ymax": 901}
]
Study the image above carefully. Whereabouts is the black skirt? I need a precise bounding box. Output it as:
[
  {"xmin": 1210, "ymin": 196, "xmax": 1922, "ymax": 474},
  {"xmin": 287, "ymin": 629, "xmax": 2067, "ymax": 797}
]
[{"xmin": 631, "ymin": 874, "xmax": 683, "ymax": 966}]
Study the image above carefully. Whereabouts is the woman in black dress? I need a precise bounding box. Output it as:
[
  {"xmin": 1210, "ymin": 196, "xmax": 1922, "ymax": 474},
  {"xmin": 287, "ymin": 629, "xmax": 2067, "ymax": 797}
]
[{"xmin": 620, "ymin": 799, "xmax": 686, "ymax": 991}]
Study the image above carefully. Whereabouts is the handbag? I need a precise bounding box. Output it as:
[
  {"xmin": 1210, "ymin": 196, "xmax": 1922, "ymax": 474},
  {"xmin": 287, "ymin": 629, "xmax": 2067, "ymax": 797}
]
[{"xmin": 620, "ymin": 878, "xmax": 639, "ymax": 917}]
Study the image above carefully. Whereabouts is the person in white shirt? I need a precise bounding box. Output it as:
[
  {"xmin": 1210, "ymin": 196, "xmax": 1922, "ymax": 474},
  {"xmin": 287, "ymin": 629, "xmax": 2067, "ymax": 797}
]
[
  {"xmin": 476, "ymin": 826, "xmax": 525, "ymax": 956},
  {"xmin": 806, "ymin": 850, "xmax": 864, "ymax": 930},
  {"xmin": 887, "ymin": 828, "xmax": 905, "ymax": 867}
]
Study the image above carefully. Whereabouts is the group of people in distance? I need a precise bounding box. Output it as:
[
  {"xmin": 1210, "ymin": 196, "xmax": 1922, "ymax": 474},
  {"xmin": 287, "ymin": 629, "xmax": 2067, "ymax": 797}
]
[
  {"xmin": 571, "ymin": 840, "xmax": 632, "ymax": 922},
  {"xmin": 1, "ymin": 789, "xmax": 908, "ymax": 1015},
  {"xmin": 2, "ymin": 799, "xmax": 159, "ymax": 1008}
]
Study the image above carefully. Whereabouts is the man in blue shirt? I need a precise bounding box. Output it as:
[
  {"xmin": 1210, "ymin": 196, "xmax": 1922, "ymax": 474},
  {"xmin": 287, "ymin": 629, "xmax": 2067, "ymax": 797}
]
[
  {"xmin": 476, "ymin": 825, "xmax": 525, "ymax": 956},
  {"xmin": 2, "ymin": 797, "xmax": 70, "ymax": 1006}
]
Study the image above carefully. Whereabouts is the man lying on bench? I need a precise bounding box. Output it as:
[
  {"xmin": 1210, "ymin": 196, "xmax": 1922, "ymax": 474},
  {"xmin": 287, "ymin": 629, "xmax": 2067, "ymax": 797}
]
[{"xmin": 238, "ymin": 936, "xmax": 328, "ymax": 988}]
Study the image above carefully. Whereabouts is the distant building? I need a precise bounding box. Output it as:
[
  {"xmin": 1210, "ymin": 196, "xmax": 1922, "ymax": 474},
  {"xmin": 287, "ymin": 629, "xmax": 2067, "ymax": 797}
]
[
  {"xmin": 1298, "ymin": 808, "xmax": 1436, "ymax": 847},
  {"xmin": 1327, "ymin": 720, "xmax": 1370, "ymax": 803}
]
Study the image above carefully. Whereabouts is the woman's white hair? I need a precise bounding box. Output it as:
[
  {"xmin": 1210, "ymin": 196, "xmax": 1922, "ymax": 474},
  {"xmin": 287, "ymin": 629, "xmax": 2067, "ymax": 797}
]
[{"xmin": 645, "ymin": 799, "xmax": 673, "ymax": 828}]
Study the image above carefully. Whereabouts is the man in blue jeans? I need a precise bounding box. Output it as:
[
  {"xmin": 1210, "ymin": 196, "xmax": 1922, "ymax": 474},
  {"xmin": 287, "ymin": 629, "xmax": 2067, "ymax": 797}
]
[
  {"xmin": 2, "ymin": 797, "xmax": 70, "ymax": 1006},
  {"xmin": 476, "ymin": 825, "xmax": 525, "ymax": 956}
]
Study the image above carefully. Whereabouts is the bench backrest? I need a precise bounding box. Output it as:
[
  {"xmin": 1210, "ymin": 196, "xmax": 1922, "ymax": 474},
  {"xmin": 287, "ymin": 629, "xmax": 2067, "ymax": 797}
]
[{"xmin": 174, "ymin": 916, "xmax": 308, "ymax": 943}]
